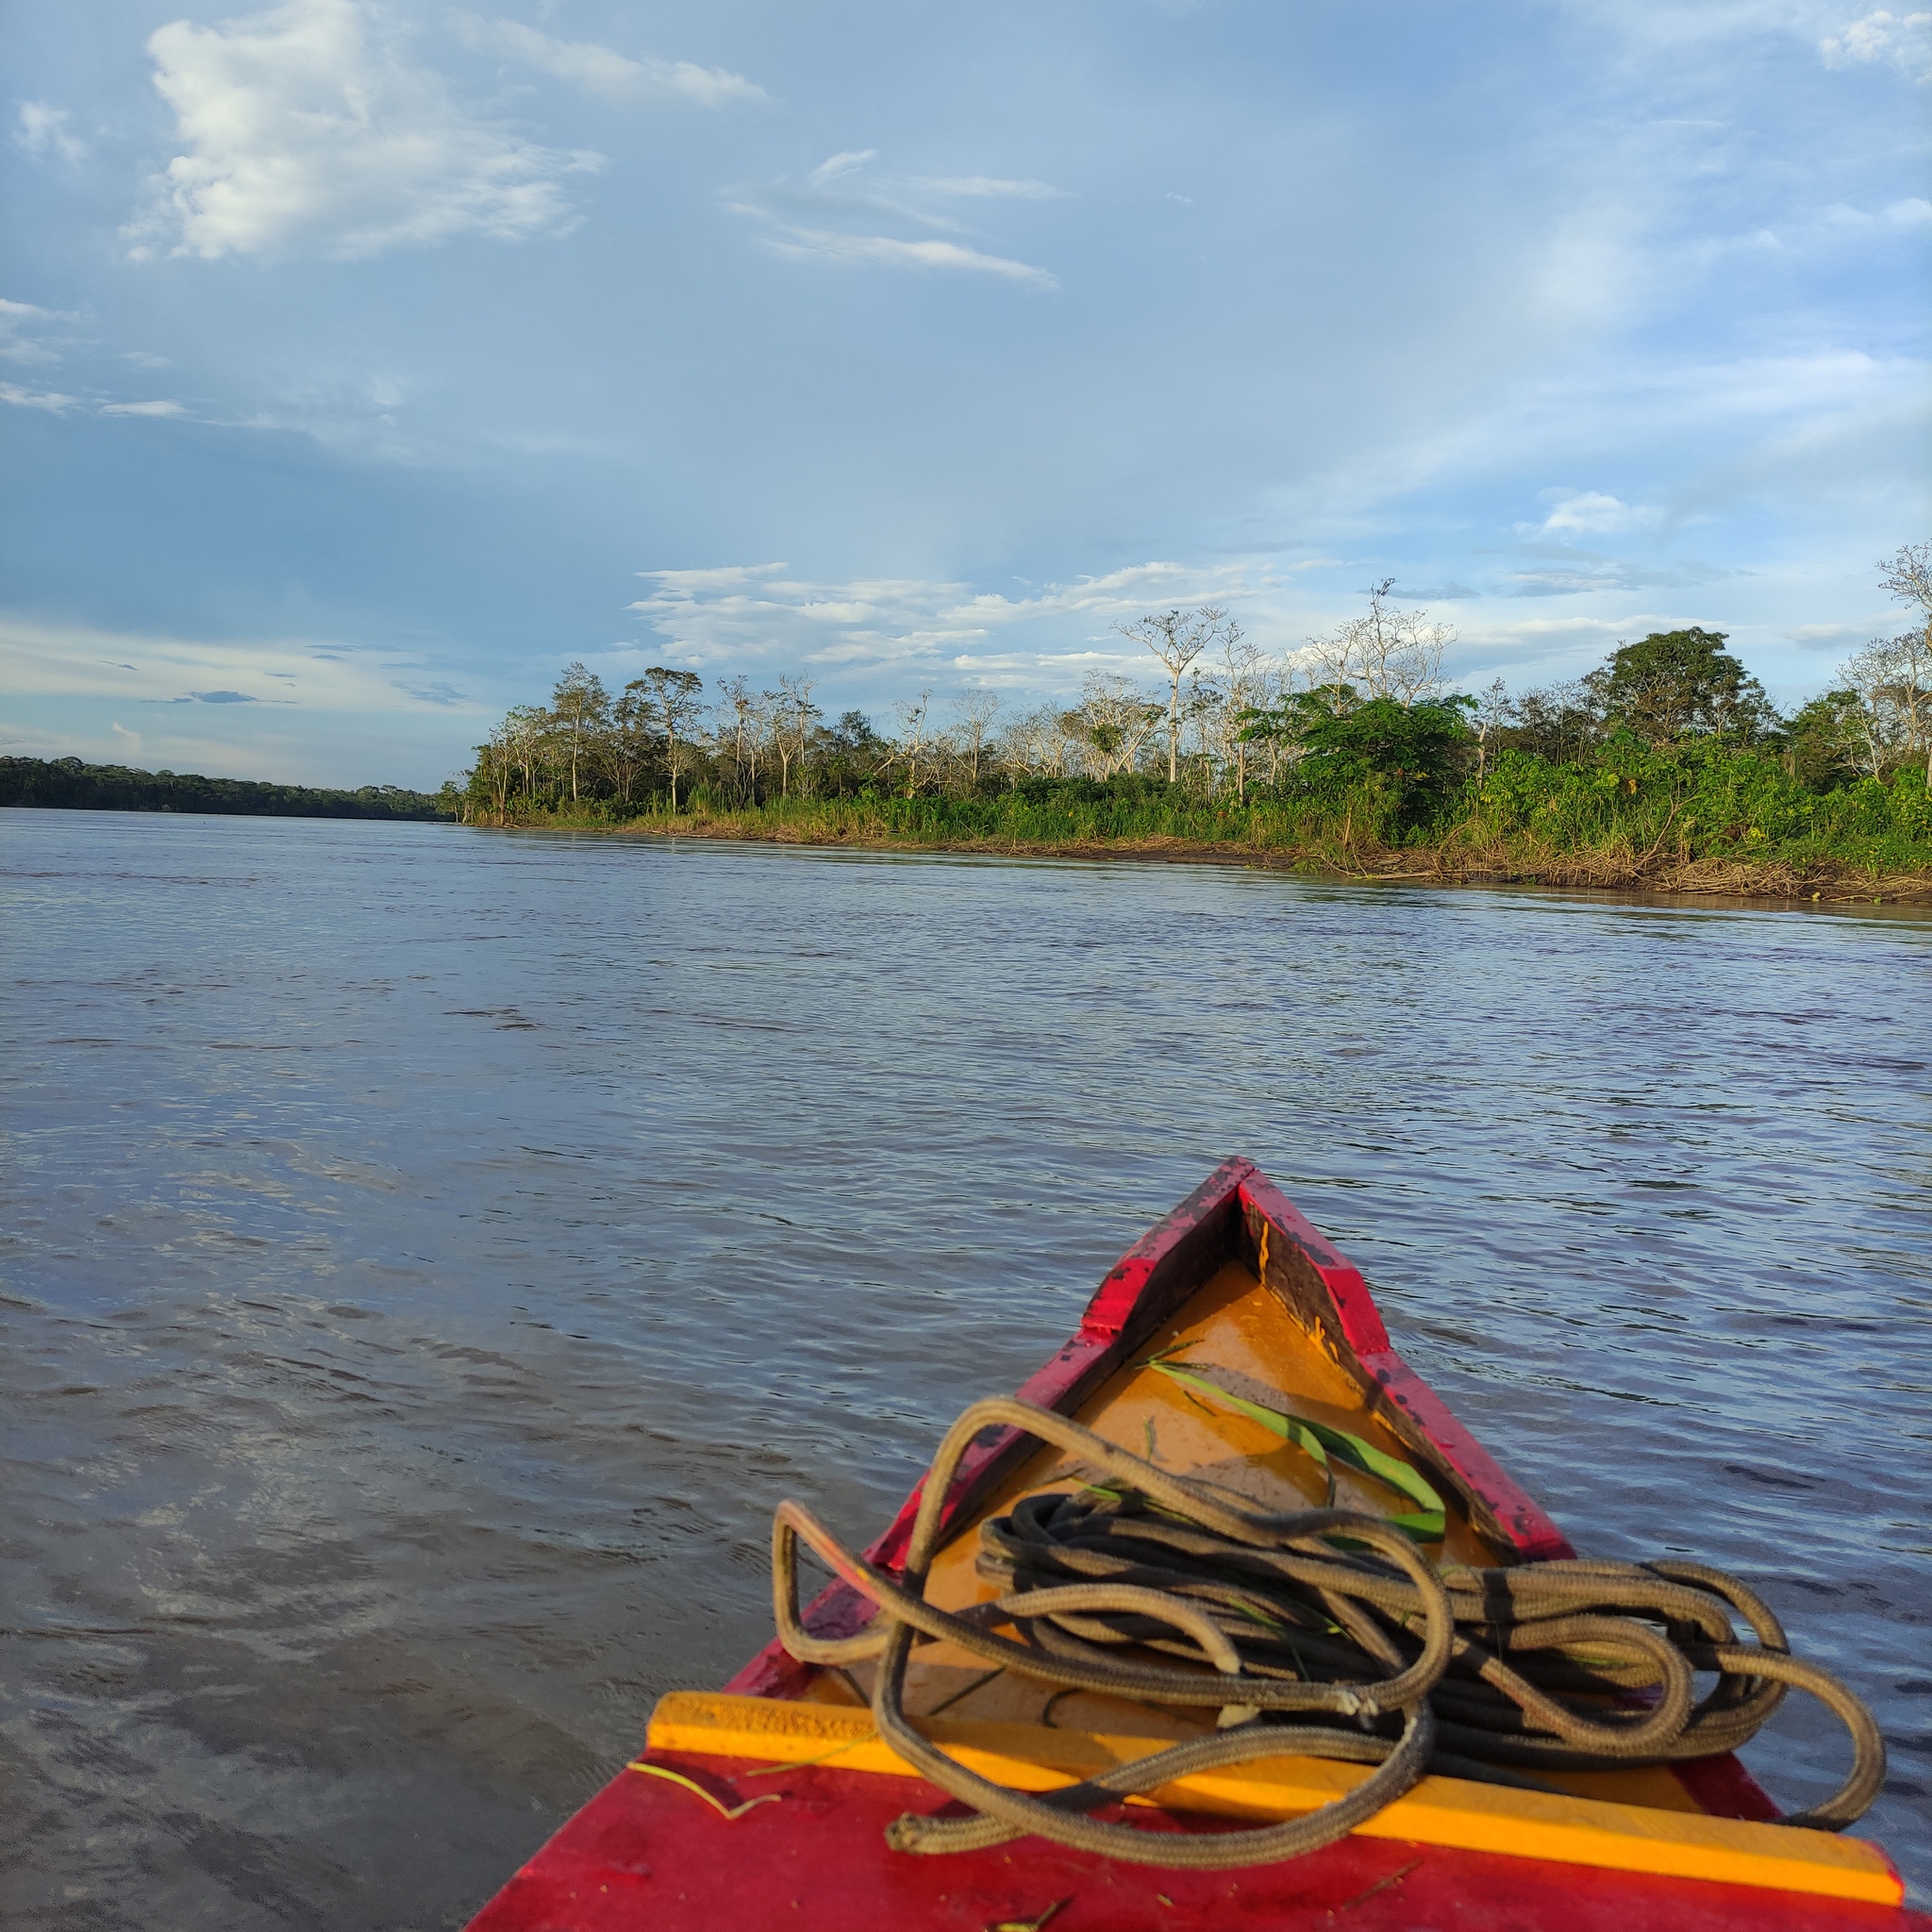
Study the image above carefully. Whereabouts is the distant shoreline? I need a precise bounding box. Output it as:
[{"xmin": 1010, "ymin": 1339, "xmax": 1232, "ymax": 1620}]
[
  {"xmin": 470, "ymin": 810, "xmax": 1932, "ymax": 907},
  {"xmin": 0, "ymin": 757, "xmax": 453, "ymax": 823}
]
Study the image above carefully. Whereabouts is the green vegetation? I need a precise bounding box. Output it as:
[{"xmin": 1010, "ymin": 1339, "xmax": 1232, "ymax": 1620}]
[
  {"xmin": 459, "ymin": 760, "xmax": 1931, "ymax": 901},
  {"xmin": 0, "ymin": 757, "xmax": 454, "ymax": 821},
  {"xmin": 458, "ymin": 546, "xmax": 1932, "ymax": 902}
]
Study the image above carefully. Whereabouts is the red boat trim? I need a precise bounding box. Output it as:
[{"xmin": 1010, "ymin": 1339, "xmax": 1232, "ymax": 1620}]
[{"xmin": 465, "ymin": 1751, "xmax": 1927, "ymax": 1932}]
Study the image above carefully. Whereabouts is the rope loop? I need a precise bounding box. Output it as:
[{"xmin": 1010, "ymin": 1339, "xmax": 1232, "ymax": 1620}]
[{"xmin": 771, "ymin": 1394, "xmax": 1885, "ymax": 1864}]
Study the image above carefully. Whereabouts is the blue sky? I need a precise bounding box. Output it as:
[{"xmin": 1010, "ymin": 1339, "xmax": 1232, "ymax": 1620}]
[{"xmin": 4, "ymin": 0, "xmax": 1928, "ymax": 787}]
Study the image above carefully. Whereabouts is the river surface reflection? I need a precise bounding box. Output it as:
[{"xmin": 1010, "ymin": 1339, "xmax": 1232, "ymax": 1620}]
[{"xmin": 4, "ymin": 810, "xmax": 1928, "ymax": 1924}]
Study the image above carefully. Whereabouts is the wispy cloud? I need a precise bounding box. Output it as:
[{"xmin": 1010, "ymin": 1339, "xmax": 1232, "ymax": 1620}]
[
  {"xmin": 1819, "ymin": 8, "xmax": 1932, "ymax": 82},
  {"xmin": 0, "ymin": 297, "xmax": 75, "ymax": 367},
  {"xmin": 2, "ymin": 378, "xmax": 194, "ymax": 420},
  {"xmin": 0, "ymin": 612, "xmax": 483, "ymax": 714},
  {"xmin": 622, "ymin": 558, "xmax": 1275, "ymax": 686},
  {"xmin": 448, "ymin": 16, "xmax": 766, "ymax": 108},
  {"xmin": 808, "ymin": 149, "xmax": 876, "ymax": 187},
  {"xmin": 0, "ymin": 380, "xmax": 81, "ymax": 412},
  {"xmin": 920, "ymin": 175, "xmax": 1070, "ymax": 199},
  {"xmin": 1522, "ymin": 490, "xmax": 1665, "ymax": 538},
  {"xmin": 1390, "ymin": 581, "xmax": 1482, "ymax": 601},
  {"xmin": 125, "ymin": 0, "xmax": 601, "ymax": 262},
  {"xmin": 1498, "ymin": 549, "xmax": 1738, "ymax": 598},
  {"xmin": 733, "ymin": 148, "xmax": 1061, "ymax": 288},
  {"xmin": 14, "ymin": 102, "xmax": 88, "ymax": 162},
  {"xmin": 761, "ymin": 229, "xmax": 1058, "ymax": 287}
]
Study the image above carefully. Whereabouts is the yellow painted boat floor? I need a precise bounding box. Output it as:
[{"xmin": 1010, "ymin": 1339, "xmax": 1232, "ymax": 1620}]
[{"xmin": 795, "ymin": 1256, "xmax": 1706, "ymax": 1818}]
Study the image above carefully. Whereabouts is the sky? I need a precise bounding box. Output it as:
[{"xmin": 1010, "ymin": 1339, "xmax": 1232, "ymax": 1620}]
[{"xmin": 3, "ymin": 0, "xmax": 1928, "ymax": 788}]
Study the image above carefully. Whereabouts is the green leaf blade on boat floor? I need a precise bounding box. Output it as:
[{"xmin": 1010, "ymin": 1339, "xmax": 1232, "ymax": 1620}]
[{"xmin": 1144, "ymin": 1361, "xmax": 1446, "ymax": 1542}]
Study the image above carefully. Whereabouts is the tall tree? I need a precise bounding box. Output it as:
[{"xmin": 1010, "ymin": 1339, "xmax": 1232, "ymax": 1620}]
[
  {"xmin": 1840, "ymin": 634, "xmax": 1932, "ymax": 782},
  {"xmin": 1502, "ymin": 679, "xmax": 1603, "ymax": 764},
  {"xmin": 1878, "ymin": 541, "xmax": 1932, "ymax": 624},
  {"xmin": 1002, "ymin": 704, "xmax": 1081, "ymax": 780},
  {"xmin": 478, "ymin": 722, "xmax": 515, "ymax": 824},
  {"xmin": 894, "ymin": 689, "xmax": 936, "ymax": 796},
  {"xmin": 1074, "ymin": 671, "xmax": 1161, "ymax": 777},
  {"xmin": 634, "ymin": 667, "xmax": 704, "ymax": 809},
  {"xmin": 774, "ymin": 675, "xmax": 822, "ymax": 798},
  {"xmin": 502, "ymin": 705, "xmax": 546, "ymax": 808},
  {"xmin": 1306, "ymin": 582, "xmax": 1452, "ymax": 709},
  {"xmin": 1472, "ymin": 677, "xmax": 1510, "ymax": 786},
  {"xmin": 1594, "ymin": 628, "xmax": 1778, "ymax": 744},
  {"xmin": 1874, "ymin": 541, "xmax": 1932, "ymax": 782},
  {"xmin": 549, "ymin": 662, "xmax": 610, "ymax": 804},
  {"xmin": 1179, "ymin": 668, "xmax": 1224, "ymax": 794},
  {"xmin": 1786, "ymin": 690, "xmax": 1869, "ymax": 790},
  {"xmin": 1114, "ymin": 606, "xmax": 1236, "ymax": 782},
  {"xmin": 949, "ymin": 686, "xmax": 1004, "ymax": 791},
  {"xmin": 608, "ymin": 680, "xmax": 656, "ymax": 804},
  {"xmin": 1213, "ymin": 627, "xmax": 1270, "ymax": 801}
]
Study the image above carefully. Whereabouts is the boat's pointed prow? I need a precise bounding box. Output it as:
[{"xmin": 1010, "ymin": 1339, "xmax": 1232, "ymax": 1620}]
[{"xmin": 464, "ymin": 1163, "xmax": 1921, "ymax": 1932}]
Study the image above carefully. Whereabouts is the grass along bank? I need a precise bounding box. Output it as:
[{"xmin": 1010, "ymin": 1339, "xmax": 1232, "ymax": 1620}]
[{"xmin": 476, "ymin": 760, "xmax": 1932, "ymax": 905}]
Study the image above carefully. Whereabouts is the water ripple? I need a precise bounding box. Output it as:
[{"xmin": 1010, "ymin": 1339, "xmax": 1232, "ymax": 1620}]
[{"xmin": 3, "ymin": 811, "xmax": 1928, "ymax": 1925}]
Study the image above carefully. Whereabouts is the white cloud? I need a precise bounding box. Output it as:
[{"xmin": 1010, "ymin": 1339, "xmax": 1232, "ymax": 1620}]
[
  {"xmin": 1819, "ymin": 8, "xmax": 1932, "ymax": 80},
  {"xmin": 1524, "ymin": 489, "xmax": 1665, "ymax": 537},
  {"xmin": 761, "ymin": 228, "xmax": 1058, "ymax": 288},
  {"xmin": 735, "ymin": 149, "xmax": 1060, "ymax": 289},
  {"xmin": 808, "ymin": 149, "xmax": 877, "ymax": 187},
  {"xmin": 125, "ymin": 0, "xmax": 601, "ymax": 262},
  {"xmin": 125, "ymin": 351, "xmax": 175, "ymax": 369},
  {"xmin": 0, "ymin": 611, "xmax": 484, "ymax": 713},
  {"xmin": 0, "ymin": 296, "xmax": 75, "ymax": 366},
  {"xmin": 0, "ymin": 380, "xmax": 80, "ymax": 411},
  {"xmin": 621, "ymin": 558, "xmax": 1273, "ymax": 686},
  {"xmin": 1499, "ymin": 554, "xmax": 1738, "ymax": 597},
  {"xmin": 921, "ymin": 175, "xmax": 1070, "ymax": 200},
  {"xmin": 99, "ymin": 398, "xmax": 189, "ymax": 417},
  {"xmin": 14, "ymin": 102, "xmax": 88, "ymax": 162},
  {"xmin": 448, "ymin": 15, "xmax": 765, "ymax": 107}
]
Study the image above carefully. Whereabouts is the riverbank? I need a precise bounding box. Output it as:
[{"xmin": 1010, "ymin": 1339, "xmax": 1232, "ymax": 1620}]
[{"xmin": 473, "ymin": 802, "xmax": 1932, "ymax": 905}]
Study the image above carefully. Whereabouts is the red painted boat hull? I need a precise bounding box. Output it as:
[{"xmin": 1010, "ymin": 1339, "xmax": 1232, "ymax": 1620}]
[{"xmin": 464, "ymin": 1159, "xmax": 1924, "ymax": 1931}]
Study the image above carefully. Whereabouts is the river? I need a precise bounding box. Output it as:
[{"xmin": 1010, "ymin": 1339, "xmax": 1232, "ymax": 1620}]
[{"xmin": 3, "ymin": 809, "xmax": 1927, "ymax": 1924}]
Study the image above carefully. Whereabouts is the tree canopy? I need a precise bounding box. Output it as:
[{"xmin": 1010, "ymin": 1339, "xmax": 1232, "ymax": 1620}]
[{"xmin": 1591, "ymin": 628, "xmax": 1779, "ymax": 745}]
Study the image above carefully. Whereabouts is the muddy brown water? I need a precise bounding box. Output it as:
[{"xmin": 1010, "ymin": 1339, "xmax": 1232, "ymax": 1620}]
[{"xmin": 3, "ymin": 810, "xmax": 1928, "ymax": 1925}]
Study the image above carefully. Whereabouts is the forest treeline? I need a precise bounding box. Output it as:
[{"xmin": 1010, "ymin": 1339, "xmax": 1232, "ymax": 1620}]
[
  {"xmin": 458, "ymin": 546, "xmax": 1932, "ymax": 894},
  {"xmin": 0, "ymin": 758, "xmax": 453, "ymax": 821}
]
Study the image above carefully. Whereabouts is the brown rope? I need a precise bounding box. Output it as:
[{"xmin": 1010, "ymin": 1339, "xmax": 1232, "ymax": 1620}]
[{"xmin": 771, "ymin": 1394, "xmax": 1885, "ymax": 1865}]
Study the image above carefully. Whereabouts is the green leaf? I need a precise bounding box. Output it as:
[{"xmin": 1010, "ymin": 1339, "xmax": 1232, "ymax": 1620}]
[{"xmin": 1148, "ymin": 1363, "xmax": 1445, "ymax": 1541}]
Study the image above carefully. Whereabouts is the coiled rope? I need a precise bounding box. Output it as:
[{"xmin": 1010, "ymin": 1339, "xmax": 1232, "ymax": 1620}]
[{"xmin": 772, "ymin": 1394, "xmax": 1886, "ymax": 1870}]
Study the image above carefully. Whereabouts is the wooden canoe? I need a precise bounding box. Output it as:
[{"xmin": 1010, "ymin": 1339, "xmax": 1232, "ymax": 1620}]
[{"xmin": 465, "ymin": 1158, "xmax": 1924, "ymax": 1931}]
